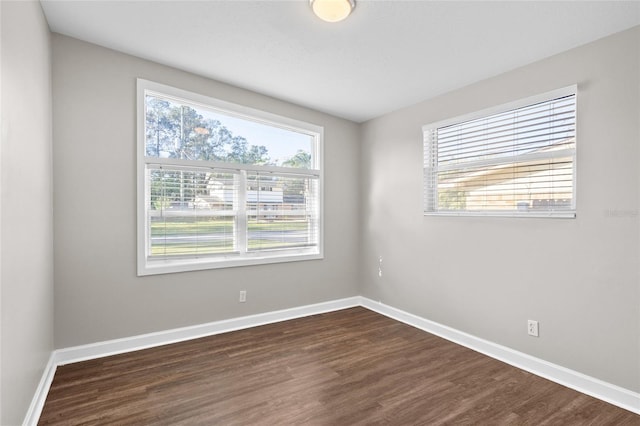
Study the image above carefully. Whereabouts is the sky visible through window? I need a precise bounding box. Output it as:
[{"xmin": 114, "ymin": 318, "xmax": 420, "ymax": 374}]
[
  {"xmin": 151, "ymin": 95, "xmax": 313, "ymax": 166},
  {"xmin": 208, "ymin": 111, "xmax": 313, "ymax": 165}
]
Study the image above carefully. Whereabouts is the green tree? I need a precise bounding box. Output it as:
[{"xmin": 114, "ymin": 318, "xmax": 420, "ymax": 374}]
[
  {"xmin": 145, "ymin": 97, "xmax": 180, "ymax": 157},
  {"xmin": 283, "ymin": 150, "xmax": 311, "ymax": 169},
  {"xmin": 227, "ymin": 136, "xmax": 270, "ymax": 165},
  {"xmin": 146, "ymin": 100, "xmax": 270, "ymax": 164},
  {"xmin": 439, "ymin": 190, "xmax": 467, "ymax": 210},
  {"xmin": 146, "ymin": 97, "xmax": 273, "ymax": 211}
]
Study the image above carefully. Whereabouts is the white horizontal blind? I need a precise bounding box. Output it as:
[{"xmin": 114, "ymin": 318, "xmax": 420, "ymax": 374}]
[
  {"xmin": 146, "ymin": 165, "xmax": 239, "ymax": 259},
  {"xmin": 246, "ymin": 172, "xmax": 319, "ymax": 252},
  {"xmin": 424, "ymin": 88, "xmax": 576, "ymax": 217}
]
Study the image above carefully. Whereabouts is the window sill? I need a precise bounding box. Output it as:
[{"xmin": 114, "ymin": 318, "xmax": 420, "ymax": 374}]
[
  {"xmin": 424, "ymin": 211, "xmax": 576, "ymax": 219},
  {"xmin": 138, "ymin": 250, "xmax": 323, "ymax": 276}
]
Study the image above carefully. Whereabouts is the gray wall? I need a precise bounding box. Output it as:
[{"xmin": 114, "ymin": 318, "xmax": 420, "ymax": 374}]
[
  {"xmin": 5, "ymin": 16, "xmax": 638, "ymax": 423},
  {"xmin": 360, "ymin": 26, "xmax": 640, "ymax": 392},
  {"xmin": 1, "ymin": 1, "xmax": 54, "ymax": 424},
  {"xmin": 52, "ymin": 35, "xmax": 361, "ymax": 348}
]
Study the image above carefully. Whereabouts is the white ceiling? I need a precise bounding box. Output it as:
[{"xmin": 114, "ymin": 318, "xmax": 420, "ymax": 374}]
[{"xmin": 40, "ymin": 0, "xmax": 640, "ymax": 123}]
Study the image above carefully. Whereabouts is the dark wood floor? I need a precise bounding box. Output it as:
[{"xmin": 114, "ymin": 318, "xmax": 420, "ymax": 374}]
[{"xmin": 39, "ymin": 307, "xmax": 639, "ymax": 425}]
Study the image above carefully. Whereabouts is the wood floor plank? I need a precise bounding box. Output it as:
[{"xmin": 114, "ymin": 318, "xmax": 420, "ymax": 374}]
[{"xmin": 39, "ymin": 307, "xmax": 639, "ymax": 425}]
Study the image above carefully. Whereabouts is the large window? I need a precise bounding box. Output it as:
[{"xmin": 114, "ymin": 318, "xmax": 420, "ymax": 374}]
[
  {"xmin": 423, "ymin": 86, "xmax": 576, "ymax": 218},
  {"xmin": 137, "ymin": 80, "xmax": 323, "ymax": 275}
]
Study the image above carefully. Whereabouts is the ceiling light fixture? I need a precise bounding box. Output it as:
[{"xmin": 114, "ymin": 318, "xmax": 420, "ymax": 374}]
[{"xmin": 310, "ymin": 0, "xmax": 356, "ymax": 23}]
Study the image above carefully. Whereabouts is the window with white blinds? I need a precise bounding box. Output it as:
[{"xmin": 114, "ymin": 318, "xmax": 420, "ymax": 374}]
[
  {"xmin": 137, "ymin": 80, "xmax": 323, "ymax": 275},
  {"xmin": 423, "ymin": 86, "xmax": 577, "ymax": 218}
]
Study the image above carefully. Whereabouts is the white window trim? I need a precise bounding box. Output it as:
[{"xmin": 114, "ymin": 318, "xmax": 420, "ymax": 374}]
[
  {"xmin": 137, "ymin": 79, "xmax": 324, "ymax": 276},
  {"xmin": 423, "ymin": 85, "xmax": 577, "ymax": 219}
]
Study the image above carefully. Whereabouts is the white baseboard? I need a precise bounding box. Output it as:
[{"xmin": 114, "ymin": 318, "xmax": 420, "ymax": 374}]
[
  {"xmin": 23, "ymin": 296, "xmax": 360, "ymax": 426},
  {"xmin": 22, "ymin": 353, "xmax": 57, "ymax": 426},
  {"xmin": 54, "ymin": 296, "xmax": 361, "ymax": 366},
  {"xmin": 359, "ymin": 297, "xmax": 640, "ymax": 415},
  {"xmin": 25, "ymin": 295, "xmax": 639, "ymax": 425}
]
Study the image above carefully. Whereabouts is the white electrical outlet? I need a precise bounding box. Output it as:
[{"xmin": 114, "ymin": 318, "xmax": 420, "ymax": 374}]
[
  {"xmin": 239, "ymin": 290, "xmax": 247, "ymax": 303},
  {"xmin": 527, "ymin": 320, "xmax": 539, "ymax": 337},
  {"xmin": 378, "ymin": 256, "xmax": 383, "ymax": 277}
]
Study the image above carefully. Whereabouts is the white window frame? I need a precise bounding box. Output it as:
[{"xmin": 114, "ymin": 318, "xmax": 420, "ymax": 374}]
[
  {"xmin": 423, "ymin": 85, "xmax": 577, "ymax": 218},
  {"xmin": 137, "ymin": 79, "xmax": 324, "ymax": 275}
]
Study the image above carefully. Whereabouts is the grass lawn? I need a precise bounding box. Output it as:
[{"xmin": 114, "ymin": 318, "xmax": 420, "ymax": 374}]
[
  {"xmin": 150, "ymin": 218, "xmax": 310, "ymax": 256},
  {"xmin": 150, "ymin": 218, "xmax": 308, "ymax": 235}
]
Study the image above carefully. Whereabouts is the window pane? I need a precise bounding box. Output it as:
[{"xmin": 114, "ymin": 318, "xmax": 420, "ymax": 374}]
[
  {"xmin": 424, "ymin": 89, "xmax": 576, "ymax": 216},
  {"xmin": 437, "ymin": 157, "xmax": 574, "ymax": 212},
  {"xmin": 148, "ymin": 167, "xmax": 238, "ymax": 257},
  {"xmin": 145, "ymin": 94, "xmax": 314, "ymax": 168},
  {"xmin": 246, "ymin": 173, "xmax": 319, "ymax": 251}
]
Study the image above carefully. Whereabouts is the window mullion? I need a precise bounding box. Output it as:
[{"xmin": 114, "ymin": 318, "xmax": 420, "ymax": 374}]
[
  {"xmin": 236, "ymin": 170, "xmax": 248, "ymax": 254},
  {"xmin": 144, "ymin": 166, "xmax": 152, "ymax": 259}
]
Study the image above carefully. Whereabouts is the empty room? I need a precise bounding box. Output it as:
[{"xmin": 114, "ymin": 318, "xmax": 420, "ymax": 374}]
[{"xmin": 2, "ymin": 0, "xmax": 639, "ymax": 424}]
